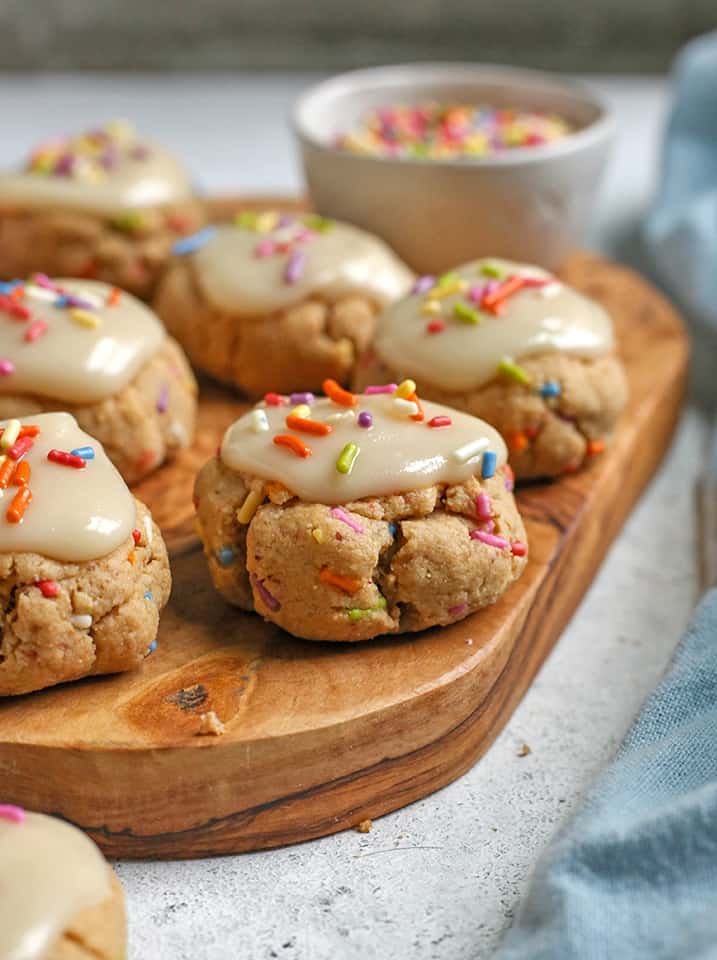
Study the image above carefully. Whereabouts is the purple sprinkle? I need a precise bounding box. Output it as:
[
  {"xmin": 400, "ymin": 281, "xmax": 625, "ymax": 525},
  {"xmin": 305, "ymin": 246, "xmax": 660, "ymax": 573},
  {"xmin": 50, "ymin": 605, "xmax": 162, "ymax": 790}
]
[
  {"xmin": 357, "ymin": 411, "xmax": 373, "ymax": 429},
  {"xmin": 0, "ymin": 360, "xmax": 14, "ymax": 376},
  {"xmin": 284, "ymin": 249, "xmax": 306, "ymax": 285},
  {"xmin": 470, "ymin": 529, "xmax": 509, "ymax": 549},
  {"xmin": 289, "ymin": 392, "xmax": 315, "ymax": 405},
  {"xmin": 251, "ymin": 574, "xmax": 281, "ymax": 612},
  {"xmin": 63, "ymin": 293, "xmax": 94, "ymax": 310},
  {"xmin": 278, "ymin": 214, "xmax": 295, "ymax": 227},
  {"xmin": 99, "ymin": 146, "xmax": 119, "ymax": 169},
  {"xmin": 505, "ymin": 474, "xmax": 514, "ymax": 493},
  {"xmin": 448, "ymin": 603, "xmax": 468, "ymax": 617},
  {"xmin": 412, "ymin": 275, "xmax": 435, "ymax": 295},
  {"xmin": 54, "ymin": 153, "xmax": 75, "ymax": 176},
  {"xmin": 468, "ymin": 284, "xmax": 485, "ymax": 304},
  {"xmin": 157, "ymin": 383, "xmax": 170, "ymax": 413},
  {"xmin": 364, "ymin": 383, "xmax": 398, "ymax": 395},
  {"xmin": 484, "ymin": 279, "xmax": 500, "ymax": 296},
  {"xmin": 476, "ymin": 492, "xmax": 492, "ymax": 521},
  {"xmin": 130, "ymin": 144, "xmax": 150, "ymax": 161}
]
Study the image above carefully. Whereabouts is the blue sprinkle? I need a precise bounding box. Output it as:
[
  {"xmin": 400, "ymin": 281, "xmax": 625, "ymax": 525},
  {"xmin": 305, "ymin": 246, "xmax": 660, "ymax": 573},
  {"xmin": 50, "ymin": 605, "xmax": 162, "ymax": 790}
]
[
  {"xmin": 539, "ymin": 380, "xmax": 561, "ymax": 398},
  {"xmin": 144, "ymin": 591, "xmax": 153, "ymax": 601},
  {"xmin": 70, "ymin": 445, "xmax": 95, "ymax": 460},
  {"xmin": 145, "ymin": 638, "xmax": 158, "ymax": 656},
  {"xmin": 388, "ymin": 522, "xmax": 398, "ymax": 538},
  {"xmin": 172, "ymin": 227, "xmax": 217, "ymax": 256},
  {"xmin": 216, "ymin": 547, "xmax": 236, "ymax": 567},
  {"xmin": 481, "ymin": 451, "xmax": 497, "ymax": 479},
  {"xmin": 0, "ymin": 280, "xmax": 21, "ymax": 295},
  {"xmin": 55, "ymin": 295, "xmax": 70, "ymax": 308}
]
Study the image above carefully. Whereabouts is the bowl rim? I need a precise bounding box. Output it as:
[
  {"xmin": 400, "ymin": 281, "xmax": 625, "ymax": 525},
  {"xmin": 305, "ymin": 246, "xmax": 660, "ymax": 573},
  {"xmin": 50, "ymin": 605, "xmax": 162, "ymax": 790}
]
[{"xmin": 293, "ymin": 62, "xmax": 615, "ymax": 169}]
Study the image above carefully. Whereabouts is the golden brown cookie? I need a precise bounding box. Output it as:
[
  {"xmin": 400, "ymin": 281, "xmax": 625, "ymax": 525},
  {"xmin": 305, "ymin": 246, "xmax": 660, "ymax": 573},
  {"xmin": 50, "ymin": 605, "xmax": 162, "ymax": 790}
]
[
  {"xmin": 0, "ymin": 121, "xmax": 204, "ymax": 301},
  {"xmin": 0, "ymin": 806, "xmax": 126, "ymax": 960},
  {"xmin": 194, "ymin": 389, "xmax": 527, "ymax": 642},
  {"xmin": 0, "ymin": 413, "xmax": 171, "ymax": 697},
  {"xmin": 153, "ymin": 211, "xmax": 414, "ymax": 398},
  {"xmin": 354, "ymin": 258, "xmax": 628, "ymax": 480},
  {"xmin": 0, "ymin": 278, "xmax": 197, "ymax": 484}
]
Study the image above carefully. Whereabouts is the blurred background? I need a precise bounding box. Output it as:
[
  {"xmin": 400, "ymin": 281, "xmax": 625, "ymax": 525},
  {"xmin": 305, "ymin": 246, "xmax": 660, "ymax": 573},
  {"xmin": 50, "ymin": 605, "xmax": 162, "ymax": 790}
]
[{"xmin": 0, "ymin": 0, "xmax": 715, "ymax": 73}]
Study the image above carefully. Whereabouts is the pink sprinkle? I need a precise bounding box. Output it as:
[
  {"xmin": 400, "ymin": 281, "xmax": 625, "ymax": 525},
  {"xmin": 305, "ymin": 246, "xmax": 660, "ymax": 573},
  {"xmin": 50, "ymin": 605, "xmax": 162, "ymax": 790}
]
[
  {"xmin": 484, "ymin": 280, "xmax": 500, "ymax": 296},
  {"xmin": 24, "ymin": 320, "xmax": 48, "ymax": 343},
  {"xmin": 470, "ymin": 529, "xmax": 509, "ymax": 549},
  {"xmin": 250, "ymin": 574, "xmax": 281, "ymax": 612},
  {"xmin": 364, "ymin": 383, "xmax": 398, "ymax": 395},
  {"xmin": 255, "ymin": 239, "xmax": 276, "ymax": 258},
  {"xmin": 413, "ymin": 275, "xmax": 435, "ymax": 295},
  {"xmin": 285, "ymin": 249, "xmax": 306, "ymax": 285},
  {"xmin": 32, "ymin": 274, "xmax": 56, "ymax": 290},
  {"xmin": 330, "ymin": 506, "xmax": 364, "ymax": 534},
  {"xmin": 476, "ymin": 492, "xmax": 492, "ymax": 521},
  {"xmin": 468, "ymin": 285, "xmax": 485, "ymax": 304},
  {"xmin": 448, "ymin": 603, "xmax": 468, "ymax": 617},
  {"xmin": 0, "ymin": 804, "xmax": 26, "ymax": 824},
  {"xmin": 0, "ymin": 360, "xmax": 14, "ymax": 376},
  {"xmin": 511, "ymin": 540, "xmax": 528, "ymax": 557},
  {"xmin": 521, "ymin": 276, "xmax": 551, "ymax": 288},
  {"xmin": 481, "ymin": 519, "xmax": 495, "ymax": 534}
]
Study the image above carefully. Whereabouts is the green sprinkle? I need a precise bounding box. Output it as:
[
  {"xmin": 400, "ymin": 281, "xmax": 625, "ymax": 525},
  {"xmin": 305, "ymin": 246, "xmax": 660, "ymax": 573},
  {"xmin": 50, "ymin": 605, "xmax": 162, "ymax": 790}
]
[
  {"xmin": 347, "ymin": 595, "xmax": 387, "ymax": 620},
  {"xmin": 303, "ymin": 214, "xmax": 333, "ymax": 233},
  {"xmin": 336, "ymin": 442, "xmax": 359, "ymax": 475},
  {"xmin": 480, "ymin": 262, "xmax": 505, "ymax": 278},
  {"xmin": 375, "ymin": 594, "xmax": 387, "ymax": 610},
  {"xmin": 498, "ymin": 357, "xmax": 532, "ymax": 386},
  {"xmin": 438, "ymin": 271, "xmax": 459, "ymax": 287},
  {"xmin": 234, "ymin": 210, "xmax": 258, "ymax": 230},
  {"xmin": 453, "ymin": 302, "xmax": 481, "ymax": 325},
  {"xmin": 112, "ymin": 211, "xmax": 145, "ymax": 232}
]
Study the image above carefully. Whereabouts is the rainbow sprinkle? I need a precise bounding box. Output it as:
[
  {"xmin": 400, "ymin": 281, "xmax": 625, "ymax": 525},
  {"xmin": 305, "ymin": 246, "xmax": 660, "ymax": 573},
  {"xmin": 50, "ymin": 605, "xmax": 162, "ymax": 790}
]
[{"xmin": 25, "ymin": 121, "xmax": 152, "ymax": 183}]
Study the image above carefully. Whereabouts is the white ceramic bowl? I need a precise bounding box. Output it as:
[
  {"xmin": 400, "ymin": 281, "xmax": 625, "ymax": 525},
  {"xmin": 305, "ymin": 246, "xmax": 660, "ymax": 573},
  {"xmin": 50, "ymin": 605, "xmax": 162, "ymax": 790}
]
[{"xmin": 293, "ymin": 63, "xmax": 614, "ymax": 274}]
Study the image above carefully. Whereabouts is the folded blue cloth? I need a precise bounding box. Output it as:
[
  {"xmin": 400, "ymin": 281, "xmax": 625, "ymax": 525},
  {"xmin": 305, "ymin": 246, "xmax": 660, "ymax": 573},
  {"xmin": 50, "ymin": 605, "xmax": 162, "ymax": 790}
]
[{"xmin": 495, "ymin": 589, "xmax": 717, "ymax": 959}]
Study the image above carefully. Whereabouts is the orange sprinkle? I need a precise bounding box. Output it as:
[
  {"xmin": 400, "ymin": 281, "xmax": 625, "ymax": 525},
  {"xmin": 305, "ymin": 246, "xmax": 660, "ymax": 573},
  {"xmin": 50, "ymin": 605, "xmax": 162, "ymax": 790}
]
[
  {"xmin": 507, "ymin": 431, "xmax": 529, "ymax": 453},
  {"xmin": 319, "ymin": 567, "xmax": 362, "ymax": 595},
  {"xmin": 322, "ymin": 378, "xmax": 357, "ymax": 408},
  {"xmin": 587, "ymin": 439, "xmax": 605, "ymax": 456},
  {"xmin": 6, "ymin": 486, "xmax": 31, "ymax": 523},
  {"xmin": 0, "ymin": 459, "xmax": 16, "ymax": 489},
  {"xmin": 482, "ymin": 275, "xmax": 526, "ymax": 315},
  {"xmin": 285, "ymin": 414, "xmax": 332, "ymax": 436},
  {"xmin": 13, "ymin": 461, "xmax": 30, "ymax": 486},
  {"xmin": 273, "ymin": 434, "xmax": 312, "ymax": 458},
  {"xmin": 0, "ymin": 425, "xmax": 39, "ymax": 441},
  {"xmin": 107, "ymin": 287, "xmax": 122, "ymax": 306},
  {"xmin": 128, "ymin": 551, "xmax": 136, "ymax": 565},
  {"xmin": 407, "ymin": 392, "xmax": 425, "ymax": 423}
]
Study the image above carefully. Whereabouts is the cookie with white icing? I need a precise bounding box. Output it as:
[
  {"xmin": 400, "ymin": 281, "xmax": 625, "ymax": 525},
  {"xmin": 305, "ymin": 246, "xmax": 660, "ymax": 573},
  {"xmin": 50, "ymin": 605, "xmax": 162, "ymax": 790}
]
[
  {"xmin": 194, "ymin": 382, "xmax": 526, "ymax": 642},
  {"xmin": 153, "ymin": 211, "xmax": 415, "ymax": 397},
  {"xmin": 0, "ymin": 412, "xmax": 170, "ymax": 697},
  {"xmin": 0, "ymin": 121, "xmax": 205, "ymax": 301},
  {"xmin": 0, "ymin": 805, "xmax": 126, "ymax": 960},
  {"xmin": 355, "ymin": 258, "xmax": 628, "ymax": 479},
  {"xmin": 0, "ymin": 276, "xmax": 197, "ymax": 483}
]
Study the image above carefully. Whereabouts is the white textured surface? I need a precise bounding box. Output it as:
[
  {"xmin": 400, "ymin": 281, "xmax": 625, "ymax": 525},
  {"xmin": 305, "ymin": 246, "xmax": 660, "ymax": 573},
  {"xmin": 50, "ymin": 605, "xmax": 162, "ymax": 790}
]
[{"xmin": 0, "ymin": 74, "xmax": 702, "ymax": 959}]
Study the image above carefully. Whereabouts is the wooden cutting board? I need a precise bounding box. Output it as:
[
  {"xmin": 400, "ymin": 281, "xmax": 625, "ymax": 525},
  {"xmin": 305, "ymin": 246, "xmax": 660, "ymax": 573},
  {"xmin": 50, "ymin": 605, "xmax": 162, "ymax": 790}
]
[{"xmin": 0, "ymin": 240, "xmax": 688, "ymax": 859}]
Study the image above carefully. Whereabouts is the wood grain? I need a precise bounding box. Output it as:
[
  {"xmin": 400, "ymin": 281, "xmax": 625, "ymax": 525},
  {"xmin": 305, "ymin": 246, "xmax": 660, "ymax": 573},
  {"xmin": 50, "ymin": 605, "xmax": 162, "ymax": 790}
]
[{"xmin": 0, "ymin": 241, "xmax": 688, "ymax": 859}]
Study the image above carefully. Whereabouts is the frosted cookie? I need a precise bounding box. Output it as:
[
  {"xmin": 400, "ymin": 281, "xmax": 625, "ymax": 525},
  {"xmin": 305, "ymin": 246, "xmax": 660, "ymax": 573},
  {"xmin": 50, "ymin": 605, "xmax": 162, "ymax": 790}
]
[
  {"xmin": 0, "ymin": 121, "xmax": 205, "ymax": 301},
  {"xmin": 0, "ymin": 804, "xmax": 126, "ymax": 960},
  {"xmin": 194, "ymin": 382, "xmax": 527, "ymax": 642},
  {"xmin": 0, "ymin": 412, "xmax": 170, "ymax": 697},
  {"xmin": 0, "ymin": 276, "xmax": 197, "ymax": 483},
  {"xmin": 153, "ymin": 211, "xmax": 414, "ymax": 397},
  {"xmin": 355, "ymin": 259, "xmax": 628, "ymax": 479}
]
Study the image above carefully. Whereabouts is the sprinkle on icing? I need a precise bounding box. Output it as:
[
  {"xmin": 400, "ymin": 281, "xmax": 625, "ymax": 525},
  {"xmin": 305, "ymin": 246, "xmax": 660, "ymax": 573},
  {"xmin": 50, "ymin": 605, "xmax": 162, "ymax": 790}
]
[{"xmin": 373, "ymin": 258, "xmax": 614, "ymax": 393}]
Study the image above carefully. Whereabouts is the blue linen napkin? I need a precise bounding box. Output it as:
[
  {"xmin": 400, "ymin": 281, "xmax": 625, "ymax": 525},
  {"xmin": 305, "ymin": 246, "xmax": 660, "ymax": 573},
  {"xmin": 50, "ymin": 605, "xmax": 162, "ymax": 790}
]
[
  {"xmin": 495, "ymin": 589, "xmax": 717, "ymax": 960},
  {"xmin": 494, "ymin": 34, "xmax": 717, "ymax": 959}
]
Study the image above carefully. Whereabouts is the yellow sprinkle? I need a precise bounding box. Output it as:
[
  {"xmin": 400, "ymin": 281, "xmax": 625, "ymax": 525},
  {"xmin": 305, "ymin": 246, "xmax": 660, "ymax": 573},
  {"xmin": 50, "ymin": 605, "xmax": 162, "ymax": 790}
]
[
  {"xmin": 427, "ymin": 280, "xmax": 468, "ymax": 300},
  {"xmin": 70, "ymin": 308, "xmax": 101, "ymax": 329},
  {"xmin": 421, "ymin": 299, "xmax": 442, "ymax": 316},
  {"xmin": 312, "ymin": 527, "xmax": 325, "ymax": 544},
  {"xmin": 128, "ymin": 551, "xmax": 136, "ymax": 565},
  {"xmin": 291, "ymin": 403, "xmax": 311, "ymax": 419},
  {"xmin": 394, "ymin": 379, "xmax": 416, "ymax": 399},
  {"xmin": 236, "ymin": 487, "xmax": 264, "ymax": 524},
  {"xmin": 255, "ymin": 211, "xmax": 280, "ymax": 234},
  {"xmin": 1, "ymin": 420, "xmax": 20, "ymax": 450}
]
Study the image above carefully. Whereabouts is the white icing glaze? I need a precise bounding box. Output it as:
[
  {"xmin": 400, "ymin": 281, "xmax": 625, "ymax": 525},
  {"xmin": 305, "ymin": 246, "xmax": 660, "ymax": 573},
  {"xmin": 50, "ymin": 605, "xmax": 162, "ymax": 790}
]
[
  {"xmin": 0, "ymin": 811, "xmax": 111, "ymax": 960},
  {"xmin": 0, "ymin": 122, "xmax": 192, "ymax": 215},
  {"xmin": 0, "ymin": 278, "xmax": 164, "ymax": 404},
  {"xmin": 0, "ymin": 412, "xmax": 135, "ymax": 562},
  {"xmin": 221, "ymin": 393, "xmax": 506, "ymax": 503},
  {"xmin": 192, "ymin": 215, "xmax": 414, "ymax": 316},
  {"xmin": 373, "ymin": 258, "xmax": 614, "ymax": 392}
]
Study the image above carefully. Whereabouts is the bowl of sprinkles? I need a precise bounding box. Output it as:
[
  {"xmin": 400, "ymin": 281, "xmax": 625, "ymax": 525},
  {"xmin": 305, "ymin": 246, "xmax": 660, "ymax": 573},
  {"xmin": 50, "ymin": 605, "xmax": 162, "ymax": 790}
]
[{"xmin": 293, "ymin": 63, "xmax": 613, "ymax": 273}]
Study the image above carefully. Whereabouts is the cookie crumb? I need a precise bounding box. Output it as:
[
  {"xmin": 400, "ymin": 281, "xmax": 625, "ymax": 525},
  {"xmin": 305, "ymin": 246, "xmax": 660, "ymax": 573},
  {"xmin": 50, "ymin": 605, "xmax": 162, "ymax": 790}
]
[
  {"xmin": 465, "ymin": 638, "xmax": 473, "ymax": 646},
  {"xmin": 356, "ymin": 819, "xmax": 373, "ymax": 834},
  {"xmin": 518, "ymin": 743, "xmax": 531, "ymax": 757},
  {"xmin": 197, "ymin": 711, "xmax": 225, "ymax": 736}
]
